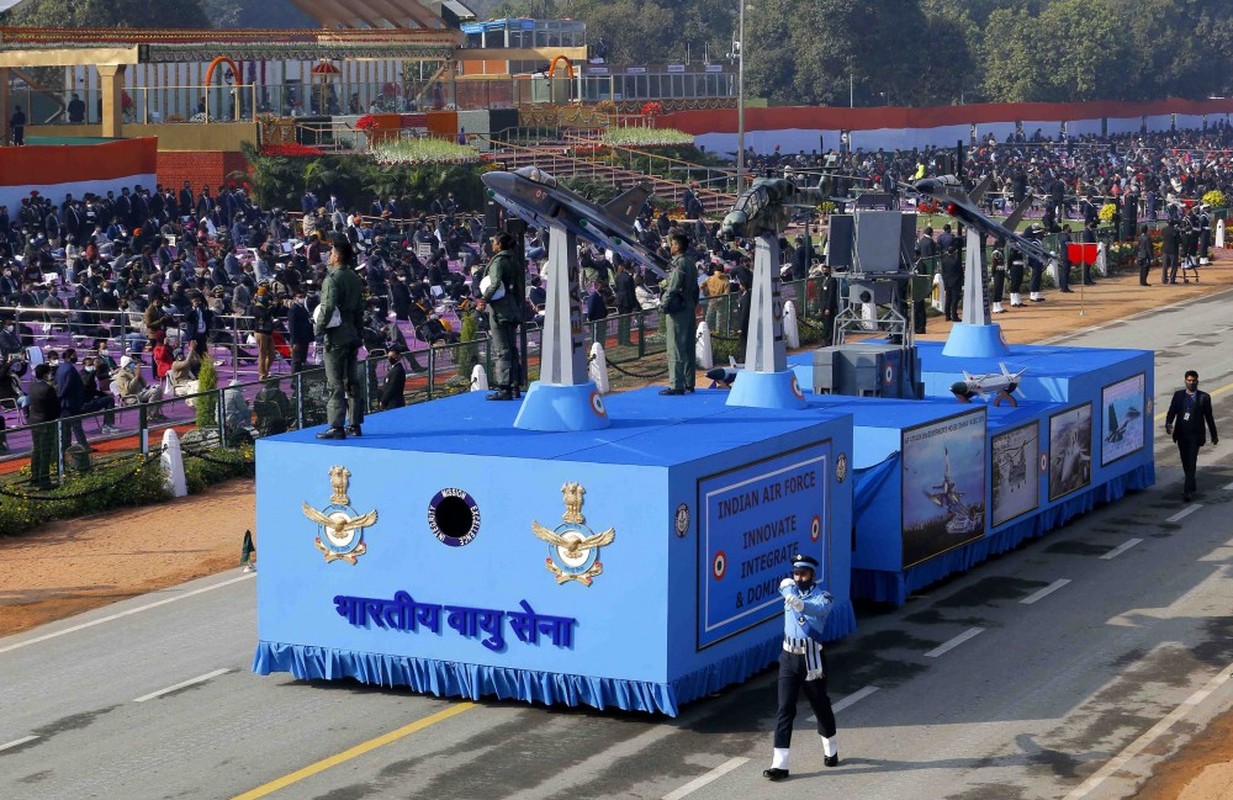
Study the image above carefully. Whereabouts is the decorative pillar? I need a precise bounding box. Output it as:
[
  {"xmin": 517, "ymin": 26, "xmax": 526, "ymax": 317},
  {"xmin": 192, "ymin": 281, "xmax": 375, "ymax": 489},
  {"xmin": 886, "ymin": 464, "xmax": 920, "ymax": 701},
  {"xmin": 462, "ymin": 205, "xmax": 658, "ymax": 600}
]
[{"xmin": 98, "ymin": 64, "xmax": 126, "ymax": 138}]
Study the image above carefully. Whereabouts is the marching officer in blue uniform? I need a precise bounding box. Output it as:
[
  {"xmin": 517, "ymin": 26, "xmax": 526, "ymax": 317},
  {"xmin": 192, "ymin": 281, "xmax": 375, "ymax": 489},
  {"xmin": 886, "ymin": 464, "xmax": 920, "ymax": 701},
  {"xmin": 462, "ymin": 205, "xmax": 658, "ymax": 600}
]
[{"xmin": 764, "ymin": 553, "xmax": 839, "ymax": 781}]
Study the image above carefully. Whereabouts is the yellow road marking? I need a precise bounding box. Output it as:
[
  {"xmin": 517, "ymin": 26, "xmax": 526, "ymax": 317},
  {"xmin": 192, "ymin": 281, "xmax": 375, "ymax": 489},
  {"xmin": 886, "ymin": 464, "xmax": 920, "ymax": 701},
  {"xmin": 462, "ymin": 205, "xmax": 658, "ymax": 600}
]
[
  {"xmin": 1154, "ymin": 380, "xmax": 1233, "ymax": 422},
  {"xmin": 231, "ymin": 702, "xmax": 475, "ymax": 799}
]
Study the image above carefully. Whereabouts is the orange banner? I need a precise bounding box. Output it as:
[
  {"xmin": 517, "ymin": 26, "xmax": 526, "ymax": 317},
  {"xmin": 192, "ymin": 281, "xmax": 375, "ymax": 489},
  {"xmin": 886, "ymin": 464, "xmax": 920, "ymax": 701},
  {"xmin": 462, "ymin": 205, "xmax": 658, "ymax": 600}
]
[{"xmin": 0, "ymin": 137, "xmax": 158, "ymax": 187}]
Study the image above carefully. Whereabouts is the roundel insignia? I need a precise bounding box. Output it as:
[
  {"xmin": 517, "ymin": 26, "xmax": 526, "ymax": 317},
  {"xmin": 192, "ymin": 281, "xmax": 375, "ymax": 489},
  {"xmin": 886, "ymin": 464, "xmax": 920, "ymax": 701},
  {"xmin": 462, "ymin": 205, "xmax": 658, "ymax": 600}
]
[
  {"xmin": 589, "ymin": 390, "xmax": 608, "ymax": 417},
  {"xmin": 428, "ymin": 488, "xmax": 481, "ymax": 547},
  {"xmin": 835, "ymin": 453, "xmax": 848, "ymax": 483},
  {"xmin": 885, "ymin": 364, "xmax": 894, "ymax": 385},
  {"xmin": 1040, "ymin": 452, "xmax": 1049, "ymax": 473},
  {"xmin": 810, "ymin": 514, "xmax": 821, "ymax": 543},
  {"xmin": 712, "ymin": 550, "xmax": 727, "ymax": 580},
  {"xmin": 674, "ymin": 503, "xmax": 690, "ymax": 538},
  {"xmin": 791, "ymin": 374, "xmax": 805, "ymax": 400}
]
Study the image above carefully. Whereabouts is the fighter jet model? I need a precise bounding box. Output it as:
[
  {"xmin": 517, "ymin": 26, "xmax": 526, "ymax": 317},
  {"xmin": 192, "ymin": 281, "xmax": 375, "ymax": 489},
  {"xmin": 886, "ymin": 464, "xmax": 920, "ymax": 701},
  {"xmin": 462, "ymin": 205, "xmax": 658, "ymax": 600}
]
[
  {"xmin": 1105, "ymin": 404, "xmax": 1142, "ymax": 443},
  {"xmin": 720, "ymin": 177, "xmax": 828, "ymax": 240},
  {"xmin": 911, "ymin": 175, "xmax": 1055, "ymax": 265},
  {"xmin": 961, "ymin": 363, "xmax": 1027, "ymax": 399},
  {"xmin": 925, "ymin": 447, "xmax": 983, "ymax": 535},
  {"xmin": 482, "ymin": 167, "xmax": 670, "ymax": 278}
]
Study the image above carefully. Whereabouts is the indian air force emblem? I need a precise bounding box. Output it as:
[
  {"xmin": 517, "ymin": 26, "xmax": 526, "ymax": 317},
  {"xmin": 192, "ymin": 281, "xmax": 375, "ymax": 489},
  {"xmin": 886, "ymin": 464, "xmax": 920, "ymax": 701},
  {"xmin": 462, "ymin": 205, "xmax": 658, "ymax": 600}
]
[
  {"xmin": 530, "ymin": 482, "xmax": 616, "ymax": 586},
  {"xmin": 303, "ymin": 465, "xmax": 378, "ymax": 564}
]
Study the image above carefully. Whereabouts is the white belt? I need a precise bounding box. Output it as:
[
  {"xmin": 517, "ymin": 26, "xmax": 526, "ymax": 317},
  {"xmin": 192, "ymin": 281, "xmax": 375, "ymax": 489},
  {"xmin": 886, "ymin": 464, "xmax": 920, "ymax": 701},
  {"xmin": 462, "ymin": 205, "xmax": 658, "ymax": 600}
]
[{"xmin": 783, "ymin": 643, "xmax": 808, "ymax": 655}]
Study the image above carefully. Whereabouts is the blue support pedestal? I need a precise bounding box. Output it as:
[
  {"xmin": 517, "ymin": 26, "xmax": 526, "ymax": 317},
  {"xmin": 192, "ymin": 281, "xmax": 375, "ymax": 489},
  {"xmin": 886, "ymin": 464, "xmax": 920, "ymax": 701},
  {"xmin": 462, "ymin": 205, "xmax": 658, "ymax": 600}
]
[
  {"xmin": 941, "ymin": 322, "xmax": 1011, "ymax": 359},
  {"xmin": 725, "ymin": 369, "xmax": 808, "ymax": 410},
  {"xmin": 514, "ymin": 381, "xmax": 611, "ymax": 431}
]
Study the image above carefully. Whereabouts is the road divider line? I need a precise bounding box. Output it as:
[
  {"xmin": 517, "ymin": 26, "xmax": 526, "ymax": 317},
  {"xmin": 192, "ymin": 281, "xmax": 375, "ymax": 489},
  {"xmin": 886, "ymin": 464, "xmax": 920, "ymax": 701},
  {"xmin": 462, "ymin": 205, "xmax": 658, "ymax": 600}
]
[
  {"xmin": 1167, "ymin": 504, "xmax": 1203, "ymax": 523},
  {"xmin": 809, "ymin": 685, "xmax": 880, "ymax": 722},
  {"xmin": 1020, "ymin": 579, "xmax": 1072, "ymax": 605},
  {"xmin": 134, "ymin": 668, "xmax": 231, "ymax": 703},
  {"xmin": 1064, "ymin": 663, "xmax": 1233, "ymax": 799},
  {"xmin": 1101, "ymin": 538, "xmax": 1143, "ymax": 560},
  {"xmin": 661, "ymin": 757, "xmax": 749, "ymax": 800},
  {"xmin": 0, "ymin": 735, "xmax": 38, "ymax": 752},
  {"xmin": 834, "ymin": 685, "xmax": 879, "ymax": 713},
  {"xmin": 230, "ymin": 702, "xmax": 475, "ymax": 800},
  {"xmin": 0, "ymin": 573, "xmax": 255, "ymax": 655},
  {"xmin": 924, "ymin": 628, "xmax": 984, "ymax": 658}
]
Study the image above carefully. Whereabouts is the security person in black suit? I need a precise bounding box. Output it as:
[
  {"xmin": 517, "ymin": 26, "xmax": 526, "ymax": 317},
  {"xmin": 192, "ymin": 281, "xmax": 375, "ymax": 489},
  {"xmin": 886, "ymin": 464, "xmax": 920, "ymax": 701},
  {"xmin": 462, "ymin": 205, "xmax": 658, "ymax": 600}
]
[{"xmin": 1165, "ymin": 370, "xmax": 1218, "ymax": 502}]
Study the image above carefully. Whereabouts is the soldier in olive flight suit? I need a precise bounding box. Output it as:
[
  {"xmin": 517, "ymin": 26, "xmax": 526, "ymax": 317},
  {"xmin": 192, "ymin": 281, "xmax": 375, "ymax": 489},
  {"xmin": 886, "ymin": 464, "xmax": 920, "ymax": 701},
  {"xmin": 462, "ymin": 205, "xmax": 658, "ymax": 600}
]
[
  {"xmin": 315, "ymin": 235, "xmax": 366, "ymax": 439},
  {"xmin": 659, "ymin": 232, "xmax": 699, "ymax": 395}
]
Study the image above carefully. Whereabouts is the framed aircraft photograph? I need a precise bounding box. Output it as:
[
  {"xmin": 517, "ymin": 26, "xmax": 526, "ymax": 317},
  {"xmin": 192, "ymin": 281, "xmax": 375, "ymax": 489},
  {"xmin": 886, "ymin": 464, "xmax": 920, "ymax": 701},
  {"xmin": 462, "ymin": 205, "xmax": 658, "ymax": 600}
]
[
  {"xmin": 900, "ymin": 409, "xmax": 987, "ymax": 569},
  {"xmin": 1049, "ymin": 403, "xmax": 1092, "ymax": 501},
  {"xmin": 1101, "ymin": 373, "xmax": 1146, "ymax": 466},
  {"xmin": 991, "ymin": 422, "xmax": 1039, "ymax": 528}
]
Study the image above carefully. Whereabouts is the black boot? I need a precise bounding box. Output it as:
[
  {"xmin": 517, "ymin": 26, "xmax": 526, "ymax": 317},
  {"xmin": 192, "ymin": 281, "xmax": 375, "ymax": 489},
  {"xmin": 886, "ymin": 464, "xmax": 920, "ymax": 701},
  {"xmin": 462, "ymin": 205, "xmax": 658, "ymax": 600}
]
[{"xmin": 487, "ymin": 386, "xmax": 513, "ymax": 401}]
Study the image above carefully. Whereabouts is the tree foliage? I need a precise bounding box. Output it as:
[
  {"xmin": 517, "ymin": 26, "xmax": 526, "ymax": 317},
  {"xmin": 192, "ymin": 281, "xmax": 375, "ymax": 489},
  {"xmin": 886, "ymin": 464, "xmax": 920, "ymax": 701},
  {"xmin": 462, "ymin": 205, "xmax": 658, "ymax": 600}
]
[
  {"xmin": 2, "ymin": 0, "xmax": 209, "ymax": 28},
  {"xmin": 482, "ymin": 0, "xmax": 1233, "ymax": 105}
]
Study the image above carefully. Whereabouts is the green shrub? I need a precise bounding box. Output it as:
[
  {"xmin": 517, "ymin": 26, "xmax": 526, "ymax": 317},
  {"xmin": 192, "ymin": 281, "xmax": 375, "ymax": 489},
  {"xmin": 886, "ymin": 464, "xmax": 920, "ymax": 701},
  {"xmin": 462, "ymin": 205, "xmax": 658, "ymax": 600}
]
[
  {"xmin": 196, "ymin": 356, "xmax": 218, "ymax": 429},
  {"xmin": 183, "ymin": 446, "xmax": 254, "ymax": 493},
  {"xmin": 456, "ymin": 311, "xmax": 480, "ymax": 381},
  {"xmin": 0, "ymin": 454, "xmax": 168, "ymax": 537}
]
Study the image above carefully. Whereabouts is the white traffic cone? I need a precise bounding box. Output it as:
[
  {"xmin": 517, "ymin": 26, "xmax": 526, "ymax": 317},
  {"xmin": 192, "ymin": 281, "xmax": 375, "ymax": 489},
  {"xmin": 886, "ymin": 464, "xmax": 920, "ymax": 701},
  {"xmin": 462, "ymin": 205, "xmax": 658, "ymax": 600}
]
[{"xmin": 470, "ymin": 364, "xmax": 489, "ymax": 392}]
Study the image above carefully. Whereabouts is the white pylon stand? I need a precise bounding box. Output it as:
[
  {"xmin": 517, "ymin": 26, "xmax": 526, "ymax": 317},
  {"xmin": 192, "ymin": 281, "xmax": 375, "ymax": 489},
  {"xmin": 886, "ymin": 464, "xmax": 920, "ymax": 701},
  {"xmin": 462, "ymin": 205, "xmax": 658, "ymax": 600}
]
[
  {"xmin": 161, "ymin": 428, "xmax": 187, "ymax": 498},
  {"xmin": 1216, "ymin": 218, "xmax": 1225, "ymax": 249},
  {"xmin": 470, "ymin": 364, "xmax": 489, "ymax": 392},
  {"xmin": 588, "ymin": 341, "xmax": 610, "ymax": 394},
  {"xmin": 942, "ymin": 227, "xmax": 1010, "ymax": 358},
  {"xmin": 782, "ymin": 300, "xmax": 800, "ymax": 348},
  {"xmin": 514, "ymin": 225, "xmax": 610, "ymax": 430},
  {"xmin": 695, "ymin": 320, "xmax": 714, "ymax": 370},
  {"xmin": 726, "ymin": 233, "xmax": 807, "ymax": 409}
]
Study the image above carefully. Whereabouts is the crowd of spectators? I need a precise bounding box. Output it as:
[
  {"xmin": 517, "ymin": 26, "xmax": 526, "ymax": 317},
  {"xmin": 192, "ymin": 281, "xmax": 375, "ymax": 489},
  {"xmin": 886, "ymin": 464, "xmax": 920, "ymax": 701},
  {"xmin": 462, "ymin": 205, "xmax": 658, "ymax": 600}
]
[{"xmin": 2, "ymin": 124, "xmax": 1232, "ymax": 457}]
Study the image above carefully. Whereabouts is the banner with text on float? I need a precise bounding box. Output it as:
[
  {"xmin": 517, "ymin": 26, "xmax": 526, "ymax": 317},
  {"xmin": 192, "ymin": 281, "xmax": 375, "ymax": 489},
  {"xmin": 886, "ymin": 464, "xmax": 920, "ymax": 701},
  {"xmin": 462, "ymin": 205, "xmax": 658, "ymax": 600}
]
[{"xmin": 697, "ymin": 443, "xmax": 829, "ymax": 649}]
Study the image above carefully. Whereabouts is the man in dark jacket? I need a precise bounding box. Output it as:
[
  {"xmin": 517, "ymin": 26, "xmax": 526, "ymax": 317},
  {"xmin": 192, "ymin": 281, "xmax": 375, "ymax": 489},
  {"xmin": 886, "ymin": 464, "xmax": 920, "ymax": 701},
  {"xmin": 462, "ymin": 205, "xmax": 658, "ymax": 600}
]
[
  {"xmin": 28, "ymin": 363, "xmax": 60, "ymax": 488},
  {"xmin": 1136, "ymin": 225, "xmax": 1153, "ymax": 286},
  {"xmin": 288, "ymin": 288, "xmax": 314, "ymax": 373},
  {"xmin": 55, "ymin": 347, "xmax": 89, "ymax": 450},
  {"xmin": 380, "ymin": 346, "xmax": 407, "ymax": 410},
  {"xmin": 940, "ymin": 245, "xmax": 963, "ymax": 322},
  {"xmin": 613, "ymin": 261, "xmax": 637, "ymax": 345},
  {"xmin": 1161, "ymin": 218, "xmax": 1179, "ymax": 284},
  {"xmin": 1165, "ymin": 370, "xmax": 1218, "ymax": 502}
]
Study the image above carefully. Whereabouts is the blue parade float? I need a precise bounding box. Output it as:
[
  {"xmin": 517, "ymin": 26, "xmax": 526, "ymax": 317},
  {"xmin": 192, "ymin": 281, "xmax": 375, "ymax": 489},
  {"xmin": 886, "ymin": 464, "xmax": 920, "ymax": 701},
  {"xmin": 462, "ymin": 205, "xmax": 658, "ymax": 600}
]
[{"xmin": 253, "ymin": 387, "xmax": 854, "ymax": 716}]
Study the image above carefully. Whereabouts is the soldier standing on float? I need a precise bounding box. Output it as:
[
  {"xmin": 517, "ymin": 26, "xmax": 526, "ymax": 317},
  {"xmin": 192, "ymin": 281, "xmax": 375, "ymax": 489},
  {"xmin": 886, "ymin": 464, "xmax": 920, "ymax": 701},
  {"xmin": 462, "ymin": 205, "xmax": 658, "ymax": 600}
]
[
  {"xmin": 477, "ymin": 231, "xmax": 525, "ymax": 401},
  {"xmin": 763, "ymin": 553, "xmax": 840, "ymax": 782},
  {"xmin": 314, "ymin": 236, "xmax": 366, "ymax": 440},
  {"xmin": 659, "ymin": 232, "xmax": 699, "ymax": 395}
]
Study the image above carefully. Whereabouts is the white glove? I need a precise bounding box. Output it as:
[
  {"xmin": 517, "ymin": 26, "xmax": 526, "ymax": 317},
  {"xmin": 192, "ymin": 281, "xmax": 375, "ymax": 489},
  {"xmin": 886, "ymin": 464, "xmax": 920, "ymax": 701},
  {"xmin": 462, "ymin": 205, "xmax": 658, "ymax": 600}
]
[
  {"xmin": 779, "ymin": 578, "xmax": 795, "ymax": 593},
  {"xmin": 785, "ymin": 594, "xmax": 804, "ymax": 612}
]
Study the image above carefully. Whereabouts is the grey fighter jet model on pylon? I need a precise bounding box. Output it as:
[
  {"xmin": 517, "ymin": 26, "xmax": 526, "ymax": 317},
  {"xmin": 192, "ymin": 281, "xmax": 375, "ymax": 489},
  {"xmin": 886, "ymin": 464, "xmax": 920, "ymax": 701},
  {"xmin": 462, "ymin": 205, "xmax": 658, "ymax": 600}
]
[
  {"xmin": 482, "ymin": 167, "xmax": 670, "ymax": 277},
  {"xmin": 720, "ymin": 177, "xmax": 827, "ymax": 240},
  {"xmin": 911, "ymin": 175, "xmax": 1055, "ymax": 264}
]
